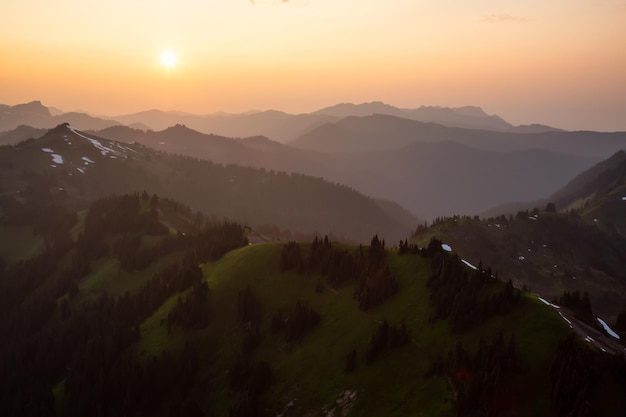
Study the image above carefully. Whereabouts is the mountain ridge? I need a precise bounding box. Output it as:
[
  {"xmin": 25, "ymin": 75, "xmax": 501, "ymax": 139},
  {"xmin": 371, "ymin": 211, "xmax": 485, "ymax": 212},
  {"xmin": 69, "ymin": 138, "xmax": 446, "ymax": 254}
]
[
  {"xmin": 88, "ymin": 122, "xmax": 597, "ymax": 220},
  {"xmin": 0, "ymin": 123, "xmax": 417, "ymax": 243},
  {"xmin": 2, "ymin": 100, "xmax": 571, "ymax": 145}
]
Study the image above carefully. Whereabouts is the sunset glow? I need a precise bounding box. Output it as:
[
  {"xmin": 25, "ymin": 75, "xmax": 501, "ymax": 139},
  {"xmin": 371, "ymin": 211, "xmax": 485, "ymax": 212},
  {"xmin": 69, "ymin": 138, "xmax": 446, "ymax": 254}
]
[{"xmin": 1, "ymin": 0, "xmax": 625, "ymax": 130}]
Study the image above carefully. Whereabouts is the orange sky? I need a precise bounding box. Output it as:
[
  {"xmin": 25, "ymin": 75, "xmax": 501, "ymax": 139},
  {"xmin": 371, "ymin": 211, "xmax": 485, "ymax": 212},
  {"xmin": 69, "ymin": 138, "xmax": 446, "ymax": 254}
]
[{"xmin": 1, "ymin": 0, "xmax": 625, "ymax": 131}]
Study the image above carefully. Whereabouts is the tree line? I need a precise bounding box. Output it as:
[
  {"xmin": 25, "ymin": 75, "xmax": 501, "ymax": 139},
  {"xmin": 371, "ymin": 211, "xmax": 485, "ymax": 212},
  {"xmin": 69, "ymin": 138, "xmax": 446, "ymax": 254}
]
[
  {"xmin": 424, "ymin": 238, "xmax": 521, "ymax": 332},
  {"xmin": 280, "ymin": 235, "xmax": 399, "ymax": 310}
]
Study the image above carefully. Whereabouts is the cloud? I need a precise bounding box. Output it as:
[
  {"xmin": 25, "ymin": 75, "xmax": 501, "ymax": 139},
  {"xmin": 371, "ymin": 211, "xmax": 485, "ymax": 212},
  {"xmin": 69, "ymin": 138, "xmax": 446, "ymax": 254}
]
[{"xmin": 482, "ymin": 13, "xmax": 533, "ymax": 23}]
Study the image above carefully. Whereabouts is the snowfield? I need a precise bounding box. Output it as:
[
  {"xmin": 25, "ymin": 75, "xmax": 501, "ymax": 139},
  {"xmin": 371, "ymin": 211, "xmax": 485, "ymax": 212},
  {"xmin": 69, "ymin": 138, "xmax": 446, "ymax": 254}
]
[{"xmin": 441, "ymin": 244, "xmax": 452, "ymax": 252}]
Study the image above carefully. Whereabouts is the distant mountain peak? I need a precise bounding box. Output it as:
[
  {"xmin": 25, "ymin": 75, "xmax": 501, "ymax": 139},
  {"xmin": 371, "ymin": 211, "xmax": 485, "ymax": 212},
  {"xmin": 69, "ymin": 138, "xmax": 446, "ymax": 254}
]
[
  {"xmin": 313, "ymin": 101, "xmax": 400, "ymax": 117},
  {"xmin": 452, "ymin": 105, "xmax": 490, "ymax": 118},
  {"xmin": 11, "ymin": 100, "xmax": 51, "ymax": 117}
]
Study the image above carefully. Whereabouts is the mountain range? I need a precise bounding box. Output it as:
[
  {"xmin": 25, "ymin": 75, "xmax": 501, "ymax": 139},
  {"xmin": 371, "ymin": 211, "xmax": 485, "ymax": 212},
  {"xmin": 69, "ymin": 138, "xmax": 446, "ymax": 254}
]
[
  {"xmin": 0, "ymin": 101, "xmax": 121, "ymax": 132},
  {"xmin": 2, "ymin": 101, "xmax": 626, "ymax": 417},
  {"xmin": 0, "ymin": 123, "xmax": 416, "ymax": 243},
  {"xmin": 1, "ymin": 100, "xmax": 564, "ymax": 144},
  {"xmin": 4, "ymin": 101, "xmax": 625, "ymax": 220},
  {"xmin": 87, "ymin": 122, "xmax": 603, "ymax": 219}
]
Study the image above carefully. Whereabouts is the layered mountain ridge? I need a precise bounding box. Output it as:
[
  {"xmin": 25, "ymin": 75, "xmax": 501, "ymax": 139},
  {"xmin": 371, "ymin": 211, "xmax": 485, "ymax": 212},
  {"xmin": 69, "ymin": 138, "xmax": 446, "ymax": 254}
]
[{"xmin": 0, "ymin": 123, "xmax": 417, "ymax": 243}]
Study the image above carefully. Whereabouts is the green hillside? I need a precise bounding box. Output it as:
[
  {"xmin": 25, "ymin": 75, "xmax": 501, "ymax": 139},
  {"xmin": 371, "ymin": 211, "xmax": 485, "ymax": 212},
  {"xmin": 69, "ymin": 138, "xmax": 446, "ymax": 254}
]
[
  {"xmin": 135, "ymin": 241, "xmax": 575, "ymax": 417},
  {"xmin": 1, "ymin": 194, "xmax": 625, "ymax": 417}
]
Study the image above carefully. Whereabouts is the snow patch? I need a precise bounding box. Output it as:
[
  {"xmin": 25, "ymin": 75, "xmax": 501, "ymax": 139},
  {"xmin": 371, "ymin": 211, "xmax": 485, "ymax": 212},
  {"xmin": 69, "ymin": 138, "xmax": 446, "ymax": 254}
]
[
  {"xmin": 461, "ymin": 259, "xmax": 478, "ymax": 270},
  {"xmin": 584, "ymin": 336, "xmax": 595, "ymax": 343},
  {"xmin": 538, "ymin": 297, "xmax": 560, "ymax": 309},
  {"xmin": 82, "ymin": 156, "xmax": 95, "ymax": 164},
  {"xmin": 43, "ymin": 148, "xmax": 64, "ymax": 164},
  {"xmin": 597, "ymin": 317, "xmax": 621, "ymax": 339},
  {"xmin": 68, "ymin": 126, "xmax": 119, "ymax": 156},
  {"xmin": 441, "ymin": 244, "xmax": 452, "ymax": 252},
  {"xmin": 622, "ymin": 197, "xmax": 626, "ymax": 201},
  {"xmin": 518, "ymin": 256, "xmax": 525, "ymax": 261},
  {"xmin": 558, "ymin": 312, "xmax": 572, "ymax": 326},
  {"xmin": 77, "ymin": 168, "xmax": 85, "ymax": 174}
]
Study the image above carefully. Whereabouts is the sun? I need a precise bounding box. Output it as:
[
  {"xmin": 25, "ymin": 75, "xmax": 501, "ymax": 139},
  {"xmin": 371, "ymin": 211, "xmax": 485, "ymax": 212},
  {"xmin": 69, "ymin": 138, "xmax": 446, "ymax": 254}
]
[{"xmin": 160, "ymin": 50, "xmax": 177, "ymax": 68}]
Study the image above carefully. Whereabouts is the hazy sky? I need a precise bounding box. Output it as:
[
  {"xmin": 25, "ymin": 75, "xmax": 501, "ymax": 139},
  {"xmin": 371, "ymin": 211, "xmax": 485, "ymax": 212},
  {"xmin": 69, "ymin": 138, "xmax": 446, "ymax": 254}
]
[{"xmin": 2, "ymin": 0, "xmax": 625, "ymax": 130}]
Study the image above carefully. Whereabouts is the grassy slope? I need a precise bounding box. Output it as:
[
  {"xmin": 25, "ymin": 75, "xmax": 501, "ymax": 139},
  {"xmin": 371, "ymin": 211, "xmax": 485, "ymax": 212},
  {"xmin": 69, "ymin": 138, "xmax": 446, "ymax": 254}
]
[
  {"xmin": 579, "ymin": 185, "xmax": 626, "ymax": 237},
  {"xmin": 0, "ymin": 225, "xmax": 45, "ymax": 265},
  {"xmin": 137, "ymin": 243, "xmax": 571, "ymax": 417}
]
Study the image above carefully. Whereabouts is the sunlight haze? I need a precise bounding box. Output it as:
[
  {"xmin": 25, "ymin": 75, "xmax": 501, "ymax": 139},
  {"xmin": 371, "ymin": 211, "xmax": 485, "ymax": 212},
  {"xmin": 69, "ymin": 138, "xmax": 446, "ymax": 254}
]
[{"xmin": 1, "ymin": 0, "xmax": 625, "ymax": 130}]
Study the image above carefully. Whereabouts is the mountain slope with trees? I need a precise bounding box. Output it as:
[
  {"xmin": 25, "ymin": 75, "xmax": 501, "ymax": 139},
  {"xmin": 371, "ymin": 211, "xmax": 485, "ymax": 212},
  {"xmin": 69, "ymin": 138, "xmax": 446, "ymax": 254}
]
[
  {"xmin": 411, "ymin": 151, "xmax": 626, "ymax": 323},
  {"xmin": 4, "ymin": 193, "xmax": 623, "ymax": 416},
  {"xmin": 0, "ymin": 124, "xmax": 416, "ymax": 243}
]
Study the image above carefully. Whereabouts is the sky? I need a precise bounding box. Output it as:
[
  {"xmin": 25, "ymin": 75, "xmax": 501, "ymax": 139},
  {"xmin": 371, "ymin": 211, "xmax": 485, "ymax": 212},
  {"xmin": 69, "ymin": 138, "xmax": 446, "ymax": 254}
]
[{"xmin": 1, "ymin": 0, "xmax": 625, "ymax": 131}]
